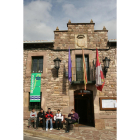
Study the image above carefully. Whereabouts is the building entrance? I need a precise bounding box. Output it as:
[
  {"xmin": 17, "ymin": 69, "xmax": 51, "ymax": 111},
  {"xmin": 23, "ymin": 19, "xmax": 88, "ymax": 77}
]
[{"xmin": 74, "ymin": 89, "xmax": 95, "ymax": 127}]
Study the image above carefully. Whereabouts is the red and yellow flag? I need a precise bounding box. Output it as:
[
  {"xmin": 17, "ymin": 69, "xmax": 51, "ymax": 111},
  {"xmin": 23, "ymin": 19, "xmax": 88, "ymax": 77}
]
[
  {"xmin": 82, "ymin": 48, "xmax": 87, "ymax": 90},
  {"xmin": 96, "ymin": 48, "xmax": 105, "ymax": 91}
]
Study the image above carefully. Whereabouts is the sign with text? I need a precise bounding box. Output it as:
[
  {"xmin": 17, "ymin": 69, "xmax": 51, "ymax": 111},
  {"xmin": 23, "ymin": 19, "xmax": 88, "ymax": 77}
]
[
  {"xmin": 30, "ymin": 73, "xmax": 41, "ymax": 102},
  {"xmin": 80, "ymin": 90, "xmax": 91, "ymax": 93}
]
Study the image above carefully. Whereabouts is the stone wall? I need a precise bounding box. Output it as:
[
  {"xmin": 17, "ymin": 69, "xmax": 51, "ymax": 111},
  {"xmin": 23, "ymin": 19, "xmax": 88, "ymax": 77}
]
[
  {"xmin": 54, "ymin": 23, "xmax": 108, "ymax": 49},
  {"xmin": 23, "ymin": 22, "xmax": 117, "ymax": 130},
  {"xmin": 94, "ymin": 47, "xmax": 117, "ymax": 130},
  {"xmin": 23, "ymin": 46, "xmax": 117, "ymax": 130},
  {"xmin": 23, "ymin": 48, "xmax": 70, "ymax": 115}
]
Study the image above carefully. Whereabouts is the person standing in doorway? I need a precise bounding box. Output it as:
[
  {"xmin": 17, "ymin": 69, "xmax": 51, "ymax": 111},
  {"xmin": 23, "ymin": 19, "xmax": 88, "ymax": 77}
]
[
  {"xmin": 45, "ymin": 108, "xmax": 53, "ymax": 131},
  {"xmin": 36, "ymin": 108, "xmax": 45, "ymax": 130},
  {"xmin": 28, "ymin": 108, "xmax": 37, "ymax": 129},
  {"xmin": 65, "ymin": 109, "xmax": 79, "ymax": 133},
  {"xmin": 54, "ymin": 109, "xmax": 63, "ymax": 130}
]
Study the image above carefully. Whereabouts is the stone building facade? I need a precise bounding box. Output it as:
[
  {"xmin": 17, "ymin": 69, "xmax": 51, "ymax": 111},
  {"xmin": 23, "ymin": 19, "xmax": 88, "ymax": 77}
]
[{"xmin": 23, "ymin": 20, "xmax": 117, "ymax": 130}]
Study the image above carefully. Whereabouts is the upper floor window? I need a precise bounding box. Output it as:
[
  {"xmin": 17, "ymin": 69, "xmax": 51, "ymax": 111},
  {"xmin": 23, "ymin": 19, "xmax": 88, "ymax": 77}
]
[
  {"xmin": 76, "ymin": 55, "xmax": 89, "ymax": 81},
  {"xmin": 31, "ymin": 56, "xmax": 43, "ymax": 73}
]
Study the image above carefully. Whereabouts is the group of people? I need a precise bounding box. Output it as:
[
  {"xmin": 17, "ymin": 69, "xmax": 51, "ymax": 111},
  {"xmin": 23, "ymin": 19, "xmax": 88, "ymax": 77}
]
[{"xmin": 28, "ymin": 108, "xmax": 79, "ymax": 133}]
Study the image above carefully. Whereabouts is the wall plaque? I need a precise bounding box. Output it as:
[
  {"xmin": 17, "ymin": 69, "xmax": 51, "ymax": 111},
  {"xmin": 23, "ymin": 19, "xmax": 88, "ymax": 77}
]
[{"xmin": 99, "ymin": 97, "xmax": 117, "ymax": 111}]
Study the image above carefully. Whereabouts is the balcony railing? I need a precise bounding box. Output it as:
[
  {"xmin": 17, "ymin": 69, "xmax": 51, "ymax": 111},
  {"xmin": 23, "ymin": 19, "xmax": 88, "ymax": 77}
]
[{"xmin": 71, "ymin": 67, "xmax": 96, "ymax": 84}]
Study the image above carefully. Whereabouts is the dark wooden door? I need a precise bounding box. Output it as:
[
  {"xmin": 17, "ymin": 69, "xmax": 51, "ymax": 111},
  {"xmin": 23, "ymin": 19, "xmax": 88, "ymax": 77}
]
[
  {"xmin": 75, "ymin": 98, "xmax": 88, "ymax": 123},
  {"xmin": 74, "ymin": 90, "xmax": 94, "ymax": 127}
]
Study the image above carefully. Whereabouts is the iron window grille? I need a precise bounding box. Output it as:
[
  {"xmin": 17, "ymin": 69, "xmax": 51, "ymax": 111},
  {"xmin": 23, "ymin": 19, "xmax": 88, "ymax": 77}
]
[{"xmin": 29, "ymin": 92, "xmax": 42, "ymax": 111}]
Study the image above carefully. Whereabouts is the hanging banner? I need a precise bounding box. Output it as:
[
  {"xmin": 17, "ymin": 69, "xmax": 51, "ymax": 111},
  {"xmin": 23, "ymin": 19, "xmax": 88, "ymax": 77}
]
[{"xmin": 30, "ymin": 73, "xmax": 41, "ymax": 102}]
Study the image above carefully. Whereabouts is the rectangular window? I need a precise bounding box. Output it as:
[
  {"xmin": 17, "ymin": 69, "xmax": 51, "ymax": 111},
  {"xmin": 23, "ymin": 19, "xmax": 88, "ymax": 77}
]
[
  {"xmin": 29, "ymin": 92, "xmax": 42, "ymax": 111},
  {"xmin": 32, "ymin": 56, "xmax": 43, "ymax": 73},
  {"xmin": 76, "ymin": 55, "xmax": 89, "ymax": 81}
]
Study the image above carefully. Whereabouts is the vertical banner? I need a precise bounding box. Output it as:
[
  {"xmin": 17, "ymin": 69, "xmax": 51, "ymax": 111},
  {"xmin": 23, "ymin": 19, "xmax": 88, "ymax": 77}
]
[
  {"xmin": 30, "ymin": 73, "xmax": 41, "ymax": 102},
  {"xmin": 82, "ymin": 48, "xmax": 87, "ymax": 90},
  {"xmin": 68, "ymin": 48, "xmax": 72, "ymax": 83}
]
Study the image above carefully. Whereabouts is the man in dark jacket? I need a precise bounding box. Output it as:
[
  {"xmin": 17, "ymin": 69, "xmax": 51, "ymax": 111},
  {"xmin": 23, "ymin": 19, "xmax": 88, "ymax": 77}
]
[
  {"xmin": 65, "ymin": 109, "xmax": 79, "ymax": 133},
  {"xmin": 45, "ymin": 108, "xmax": 53, "ymax": 131},
  {"xmin": 36, "ymin": 108, "xmax": 45, "ymax": 130}
]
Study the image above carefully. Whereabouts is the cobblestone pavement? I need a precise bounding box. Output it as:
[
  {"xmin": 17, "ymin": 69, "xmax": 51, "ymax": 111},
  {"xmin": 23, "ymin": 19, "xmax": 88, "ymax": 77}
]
[
  {"xmin": 24, "ymin": 134, "xmax": 55, "ymax": 140},
  {"xmin": 24, "ymin": 121, "xmax": 116, "ymax": 140}
]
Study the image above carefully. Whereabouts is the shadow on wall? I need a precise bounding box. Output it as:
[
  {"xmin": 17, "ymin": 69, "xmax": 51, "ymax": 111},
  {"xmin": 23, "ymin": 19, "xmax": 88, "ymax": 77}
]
[
  {"xmin": 50, "ymin": 64, "xmax": 67, "ymax": 95},
  {"xmin": 51, "ymin": 67, "xmax": 58, "ymax": 79}
]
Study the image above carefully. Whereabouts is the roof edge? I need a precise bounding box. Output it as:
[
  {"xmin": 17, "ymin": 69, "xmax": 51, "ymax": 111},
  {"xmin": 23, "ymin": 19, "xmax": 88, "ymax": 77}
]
[
  {"xmin": 108, "ymin": 39, "xmax": 117, "ymax": 42},
  {"xmin": 23, "ymin": 41, "xmax": 54, "ymax": 44},
  {"xmin": 94, "ymin": 30, "xmax": 108, "ymax": 32},
  {"xmin": 67, "ymin": 23, "xmax": 95, "ymax": 27},
  {"xmin": 54, "ymin": 30, "xmax": 68, "ymax": 32}
]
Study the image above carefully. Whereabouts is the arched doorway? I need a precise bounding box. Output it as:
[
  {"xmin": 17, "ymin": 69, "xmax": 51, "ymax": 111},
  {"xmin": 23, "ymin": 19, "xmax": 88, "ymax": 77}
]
[{"xmin": 74, "ymin": 89, "xmax": 95, "ymax": 127}]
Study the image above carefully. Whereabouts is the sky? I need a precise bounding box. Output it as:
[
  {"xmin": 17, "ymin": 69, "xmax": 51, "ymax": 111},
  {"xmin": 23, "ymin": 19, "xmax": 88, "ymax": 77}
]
[{"xmin": 24, "ymin": 0, "xmax": 116, "ymax": 41}]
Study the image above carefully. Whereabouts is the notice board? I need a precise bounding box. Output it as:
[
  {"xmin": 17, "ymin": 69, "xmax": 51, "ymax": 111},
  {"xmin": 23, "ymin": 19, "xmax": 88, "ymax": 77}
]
[{"xmin": 99, "ymin": 97, "xmax": 117, "ymax": 111}]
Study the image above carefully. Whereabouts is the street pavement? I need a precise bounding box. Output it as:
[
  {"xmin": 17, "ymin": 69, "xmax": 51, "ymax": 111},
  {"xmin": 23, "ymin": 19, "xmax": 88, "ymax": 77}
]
[
  {"xmin": 24, "ymin": 120, "xmax": 117, "ymax": 140},
  {"xmin": 24, "ymin": 134, "xmax": 54, "ymax": 140}
]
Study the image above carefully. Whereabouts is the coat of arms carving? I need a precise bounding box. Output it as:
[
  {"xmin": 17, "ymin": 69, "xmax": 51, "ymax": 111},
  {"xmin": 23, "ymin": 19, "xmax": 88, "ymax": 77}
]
[{"xmin": 75, "ymin": 34, "xmax": 87, "ymax": 48}]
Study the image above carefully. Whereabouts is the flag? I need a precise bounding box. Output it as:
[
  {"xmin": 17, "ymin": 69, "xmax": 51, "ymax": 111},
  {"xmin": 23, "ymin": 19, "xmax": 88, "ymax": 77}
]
[
  {"xmin": 68, "ymin": 48, "xmax": 72, "ymax": 82},
  {"xmin": 82, "ymin": 48, "xmax": 87, "ymax": 90},
  {"xmin": 96, "ymin": 48, "xmax": 105, "ymax": 91}
]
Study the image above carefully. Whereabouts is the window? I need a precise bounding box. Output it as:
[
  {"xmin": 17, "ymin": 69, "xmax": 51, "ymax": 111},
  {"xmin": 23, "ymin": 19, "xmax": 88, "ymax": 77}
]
[
  {"xmin": 29, "ymin": 92, "xmax": 42, "ymax": 111},
  {"xmin": 76, "ymin": 55, "xmax": 89, "ymax": 81},
  {"xmin": 32, "ymin": 56, "xmax": 43, "ymax": 73}
]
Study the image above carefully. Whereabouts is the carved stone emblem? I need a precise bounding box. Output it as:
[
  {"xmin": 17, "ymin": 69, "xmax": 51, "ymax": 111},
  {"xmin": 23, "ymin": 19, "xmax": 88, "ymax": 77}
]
[{"xmin": 75, "ymin": 34, "xmax": 87, "ymax": 48}]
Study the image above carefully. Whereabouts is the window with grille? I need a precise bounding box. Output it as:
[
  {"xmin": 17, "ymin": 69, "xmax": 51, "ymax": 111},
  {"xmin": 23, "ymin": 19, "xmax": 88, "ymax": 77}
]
[
  {"xmin": 31, "ymin": 56, "xmax": 43, "ymax": 73},
  {"xmin": 76, "ymin": 55, "xmax": 89, "ymax": 81},
  {"xmin": 29, "ymin": 92, "xmax": 42, "ymax": 111}
]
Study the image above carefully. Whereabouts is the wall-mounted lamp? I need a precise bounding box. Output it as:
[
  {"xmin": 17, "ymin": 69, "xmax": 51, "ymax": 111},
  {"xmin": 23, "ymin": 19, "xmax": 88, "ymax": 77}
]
[
  {"xmin": 53, "ymin": 57, "xmax": 61, "ymax": 77},
  {"xmin": 103, "ymin": 57, "xmax": 110, "ymax": 78}
]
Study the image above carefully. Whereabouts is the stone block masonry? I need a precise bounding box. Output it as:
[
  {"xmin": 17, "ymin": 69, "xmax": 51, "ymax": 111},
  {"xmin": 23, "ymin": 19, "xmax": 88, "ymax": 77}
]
[
  {"xmin": 23, "ymin": 21, "xmax": 117, "ymax": 130},
  {"xmin": 54, "ymin": 23, "xmax": 108, "ymax": 50},
  {"xmin": 23, "ymin": 46, "xmax": 117, "ymax": 129}
]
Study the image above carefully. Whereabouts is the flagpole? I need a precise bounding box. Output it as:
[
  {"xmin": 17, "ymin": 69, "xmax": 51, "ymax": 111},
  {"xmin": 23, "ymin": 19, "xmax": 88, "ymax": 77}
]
[
  {"xmin": 71, "ymin": 67, "xmax": 73, "ymax": 81},
  {"xmin": 68, "ymin": 47, "xmax": 72, "ymax": 92},
  {"xmin": 82, "ymin": 46, "xmax": 87, "ymax": 91},
  {"xmin": 82, "ymin": 47, "xmax": 84, "ymax": 89},
  {"xmin": 95, "ymin": 48, "xmax": 105, "ymax": 91}
]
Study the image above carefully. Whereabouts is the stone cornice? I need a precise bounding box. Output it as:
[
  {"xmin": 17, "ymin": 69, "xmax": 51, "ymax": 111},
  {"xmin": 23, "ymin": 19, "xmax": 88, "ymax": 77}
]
[
  {"xmin": 54, "ymin": 30, "xmax": 68, "ymax": 32},
  {"xmin": 94, "ymin": 30, "xmax": 108, "ymax": 32},
  {"xmin": 67, "ymin": 23, "xmax": 95, "ymax": 27}
]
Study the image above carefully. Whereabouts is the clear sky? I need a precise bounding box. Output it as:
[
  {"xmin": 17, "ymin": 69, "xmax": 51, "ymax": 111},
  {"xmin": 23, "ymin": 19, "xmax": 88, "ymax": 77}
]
[{"xmin": 24, "ymin": 0, "xmax": 116, "ymax": 41}]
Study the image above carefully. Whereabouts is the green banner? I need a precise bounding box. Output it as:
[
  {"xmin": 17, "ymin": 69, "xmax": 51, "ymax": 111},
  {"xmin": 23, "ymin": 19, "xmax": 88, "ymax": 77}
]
[{"xmin": 30, "ymin": 73, "xmax": 41, "ymax": 102}]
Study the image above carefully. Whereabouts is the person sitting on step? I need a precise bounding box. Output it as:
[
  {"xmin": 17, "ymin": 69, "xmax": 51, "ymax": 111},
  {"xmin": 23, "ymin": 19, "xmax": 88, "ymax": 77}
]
[
  {"xmin": 28, "ymin": 108, "xmax": 37, "ymax": 129},
  {"xmin": 65, "ymin": 109, "xmax": 79, "ymax": 133},
  {"xmin": 54, "ymin": 109, "xmax": 63, "ymax": 130},
  {"xmin": 36, "ymin": 108, "xmax": 45, "ymax": 130},
  {"xmin": 45, "ymin": 108, "xmax": 53, "ymax": 131}
]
